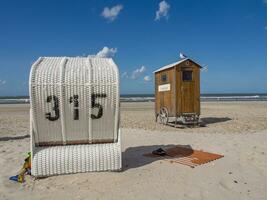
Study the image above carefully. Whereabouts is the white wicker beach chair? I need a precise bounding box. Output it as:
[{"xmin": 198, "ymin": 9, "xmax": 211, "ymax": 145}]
[{"xmin": 29, "ymin": 57, "xmax": 121, "ymax": 177}]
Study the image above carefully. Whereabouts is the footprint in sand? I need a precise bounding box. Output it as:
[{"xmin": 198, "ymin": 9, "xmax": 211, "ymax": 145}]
[{"xmin": 219, "ymin": 179, "xmax": 236, "ymax": 191}]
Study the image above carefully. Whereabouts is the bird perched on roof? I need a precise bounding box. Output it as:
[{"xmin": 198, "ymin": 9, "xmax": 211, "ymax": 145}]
[{"xmin": 179, "ymin": 53, "xmax": 187, "ymax": 59}]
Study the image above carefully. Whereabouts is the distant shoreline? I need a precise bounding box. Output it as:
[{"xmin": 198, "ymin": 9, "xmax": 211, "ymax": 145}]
[
  {"xmin": 0, "ymin": 93, "xmax": 267, "ymax": 104},
  {"xmin": 1, "ymin": 93, "xmax": 267, "ymax": 103}
]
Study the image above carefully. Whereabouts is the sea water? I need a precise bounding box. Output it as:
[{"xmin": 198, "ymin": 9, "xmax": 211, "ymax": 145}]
[{"xmin": 0, "ymin": 94, "xmax": 267, "ymax": 104}]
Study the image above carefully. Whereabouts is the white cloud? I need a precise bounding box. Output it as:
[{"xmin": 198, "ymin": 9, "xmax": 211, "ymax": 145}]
[
  {"xmin": 96, "ymin": 46, "xmax": 117, "ymax": 58},
  {"xmin": 121, "ymin": 72, "xmax": 128, "ymax": 78},
  {"xmin": 144, "ymin": 76, "xmax": 151, "ymax": 82},
  {"xmin": 102, "ymin": 4, "xmax": 123, "ymax": 21},
  {"xmin": 155, "ymin": 1, "xmax": 170, "ymax": 21},
  {"xmin": 0, "ymin": 80, "xmax": 6, "ymax": 85},
  {"xmin": 131, "ymin": 66, "xmax": 146, "ymax": 79}
]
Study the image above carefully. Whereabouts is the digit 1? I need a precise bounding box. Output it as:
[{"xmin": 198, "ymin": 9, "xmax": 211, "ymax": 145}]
[{"xmin": 69, "ymin": 95, "xmax": 79, "ymax": 120}]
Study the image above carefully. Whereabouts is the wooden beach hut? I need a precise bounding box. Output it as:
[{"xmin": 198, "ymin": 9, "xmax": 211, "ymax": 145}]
[{"xmin": 154, "ymin": 58, "xmax": 202, "ymax": 126}]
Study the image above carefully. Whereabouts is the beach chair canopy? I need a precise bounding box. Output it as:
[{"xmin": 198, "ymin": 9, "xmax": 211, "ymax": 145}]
[
  {"xmin": 30, "ymin": 57, "xmax": 120, "ymax": 146},
  {"xmin": 29, "ymin": 57, "xmax": 121, "ymax": 177}
]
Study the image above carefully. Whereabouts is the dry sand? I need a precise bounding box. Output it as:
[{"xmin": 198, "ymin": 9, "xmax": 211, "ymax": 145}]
[
  {"xmin": 0, "ymin": 102, "xmax": 267, "ymax": 200},
  {"xmin": 121, "ymin": 101, "xmax": 267, "ymax": 133}
]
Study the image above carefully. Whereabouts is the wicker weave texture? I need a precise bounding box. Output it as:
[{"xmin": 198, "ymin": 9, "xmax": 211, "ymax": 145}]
[
  {"xmin": 29, "ymin": 57, "xmax": 121, "ymax": 176},
  {"xmin": 31, "ymin": 130, "xmax": 122, "ymax": 177},
  {"xmin": 29, "ymin": 57, "xmax": 119, "ymax": 145}
]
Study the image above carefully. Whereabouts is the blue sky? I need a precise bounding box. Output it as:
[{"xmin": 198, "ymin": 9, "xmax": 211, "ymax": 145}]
[{"xmin": 0, "ymin": 0, "xmax": 267, "ymax": 95}]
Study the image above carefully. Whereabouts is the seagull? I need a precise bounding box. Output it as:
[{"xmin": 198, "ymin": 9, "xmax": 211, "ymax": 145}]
[{"xmin": 179, "ymin": 53, "xmax": 187, "ymax": 59}]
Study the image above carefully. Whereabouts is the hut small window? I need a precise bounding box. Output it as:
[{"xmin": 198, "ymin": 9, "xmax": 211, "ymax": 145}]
[
  {"xmin": 161, "ymin": 74, "xmax": 167, "ymax": 83},
  {"xmin": 182, "ymin": 71, "xmax": 192, "ymax": 81}
]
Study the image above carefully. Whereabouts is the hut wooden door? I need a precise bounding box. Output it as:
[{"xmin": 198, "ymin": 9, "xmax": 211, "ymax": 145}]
[{"xmin": 181, "ymin": 69, "xmax": 195, "ymax": 113}]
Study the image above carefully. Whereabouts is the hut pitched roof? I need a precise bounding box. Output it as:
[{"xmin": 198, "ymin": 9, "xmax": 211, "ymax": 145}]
[{"xmin": 153, "ymin": 58, "xmax": 202, "ymax": 73}]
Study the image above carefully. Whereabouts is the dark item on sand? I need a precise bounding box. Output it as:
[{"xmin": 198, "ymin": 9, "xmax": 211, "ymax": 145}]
[{"xmin": 152, "ymin": 148, "xmax": 167, "ymax": 156}]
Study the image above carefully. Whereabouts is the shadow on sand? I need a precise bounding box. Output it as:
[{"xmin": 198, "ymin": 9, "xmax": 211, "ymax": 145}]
[
  {"xmin": 122, "ymin": 144, "xmax": 193, "ymax": 171},
  {"xmin": 159, "ymin": 117, "xmax": 232, "ymax": 128},
  {"xmin": 201, "ymin": 117, "xmax": 231, "ymax": 125},
  {"xmin": 0, "ymin": 134, "xmax": 30, "ymax": 142}
]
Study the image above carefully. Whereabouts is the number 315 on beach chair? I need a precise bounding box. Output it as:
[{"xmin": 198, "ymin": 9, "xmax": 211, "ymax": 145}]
[{"xmin": 29, "ymin": 57, "xmax": 121, "ymax": 177}]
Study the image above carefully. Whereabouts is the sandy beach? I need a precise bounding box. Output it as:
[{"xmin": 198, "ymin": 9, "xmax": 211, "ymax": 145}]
[{"xmin": 0, "ymin": 102, "xmax": 267, "ymax": 200}]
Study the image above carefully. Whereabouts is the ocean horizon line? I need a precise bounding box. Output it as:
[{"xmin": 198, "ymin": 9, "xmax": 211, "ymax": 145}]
[{"xmin": 0, "ymin": 93, "xmax": 267, "ymax": 104}]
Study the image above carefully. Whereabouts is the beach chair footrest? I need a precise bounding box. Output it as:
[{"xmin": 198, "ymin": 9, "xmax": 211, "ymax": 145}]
[{"xmin": 31, "ymin": 132, "xmax": 122, "ymax": 177}]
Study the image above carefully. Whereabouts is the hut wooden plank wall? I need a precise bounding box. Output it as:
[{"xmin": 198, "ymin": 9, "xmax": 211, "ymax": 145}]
[{"xmin": 154, "ymin": 58, "xmax": 201, "ymax": 124}]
